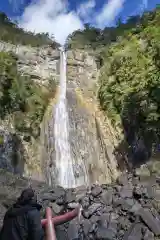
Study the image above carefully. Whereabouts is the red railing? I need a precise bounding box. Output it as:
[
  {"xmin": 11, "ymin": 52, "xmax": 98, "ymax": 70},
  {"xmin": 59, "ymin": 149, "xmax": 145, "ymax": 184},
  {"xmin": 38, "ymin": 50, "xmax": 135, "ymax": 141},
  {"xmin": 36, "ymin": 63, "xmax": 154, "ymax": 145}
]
[{"xmin": 42, "ymin": 206, "xmax": 80, "ymax": 240}]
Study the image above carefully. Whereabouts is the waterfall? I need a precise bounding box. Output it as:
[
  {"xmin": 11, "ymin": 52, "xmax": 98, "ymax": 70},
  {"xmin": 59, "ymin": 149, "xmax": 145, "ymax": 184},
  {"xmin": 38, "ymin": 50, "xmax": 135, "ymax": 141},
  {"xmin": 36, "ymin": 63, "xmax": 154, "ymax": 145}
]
[
  {"xmin": 54, "ymin": 48, "xmax": 76, "ymax": 188},
  {"xmin": 41, "ymin": 48, "xmax": 90, "ymax": 188}
]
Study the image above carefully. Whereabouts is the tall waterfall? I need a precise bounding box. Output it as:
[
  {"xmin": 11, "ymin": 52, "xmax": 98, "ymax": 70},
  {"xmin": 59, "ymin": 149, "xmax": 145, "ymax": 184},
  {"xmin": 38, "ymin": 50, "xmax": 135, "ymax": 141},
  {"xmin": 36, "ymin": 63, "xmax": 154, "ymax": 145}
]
[
  {"xmin": 41, "ymin": 48, "xmax": 90, "ymax": 188},
  {"xmin": 54, "ymin": 49, "xmax": 76, "ymax": 188}
]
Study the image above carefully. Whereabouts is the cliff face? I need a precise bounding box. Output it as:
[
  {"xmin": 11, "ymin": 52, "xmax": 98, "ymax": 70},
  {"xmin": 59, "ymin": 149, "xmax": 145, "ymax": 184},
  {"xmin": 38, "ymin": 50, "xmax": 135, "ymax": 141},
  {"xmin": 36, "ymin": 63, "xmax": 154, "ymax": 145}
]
[
  {"xmin": 0, "ymin": 41, "xmax": 60, "ymax": 181},
  {"xmin": 66, "ymin": 50, "xmax": 119, "ymax": 185},
  {"xmin": 0, "ymin": 41, "xmax": 60, "ymax": 84},
  {"xmin": 0, "ymin": 42, "xmax": 119, "ymax": 185}
]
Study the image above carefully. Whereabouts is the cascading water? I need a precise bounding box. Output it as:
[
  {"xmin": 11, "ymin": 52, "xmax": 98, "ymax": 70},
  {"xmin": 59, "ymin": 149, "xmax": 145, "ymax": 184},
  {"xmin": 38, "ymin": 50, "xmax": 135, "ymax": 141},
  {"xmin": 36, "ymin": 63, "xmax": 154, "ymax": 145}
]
[
  {"xmin": 54, "ymin": 48, "xmax": 76, "ymax": 188},
  {"xmin": 41, "ymin": 47, "xmax": 90, "ymax": 188}
]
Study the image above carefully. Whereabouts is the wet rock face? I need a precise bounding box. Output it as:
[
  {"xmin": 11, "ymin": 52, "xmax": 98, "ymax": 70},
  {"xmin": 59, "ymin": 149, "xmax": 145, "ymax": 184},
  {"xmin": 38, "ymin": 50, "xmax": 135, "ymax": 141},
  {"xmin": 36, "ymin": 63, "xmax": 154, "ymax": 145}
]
[
  {"xmin": 0, "ymin": 41, "xmax": 60, "ymax": 85},
  {"xmin": 66, "ymin": 50, "xmax": 119, "ymax": 185},
  {"xmin": 0, "ymin": 41, "xmax": 60, "ymax": 181},
  {"xmin": 0, "ymin": 130, "xmax": 25, "ymax": 175},
  {"xmin": 1, "ymin": 171, "xmax": 160, "ymax": 240},
  {"xmin": 67, "ymin": 50, "xmax": 97, "ymax": 97},
  {"xmin": 66, "ymin": 83, "xmax": 118, "ymax": 185}
]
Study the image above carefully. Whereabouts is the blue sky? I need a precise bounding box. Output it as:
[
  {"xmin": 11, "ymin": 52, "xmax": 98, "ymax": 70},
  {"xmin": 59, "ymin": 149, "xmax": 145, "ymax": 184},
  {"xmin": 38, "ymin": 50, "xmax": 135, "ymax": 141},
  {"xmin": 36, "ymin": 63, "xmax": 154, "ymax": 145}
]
[{"xmin": 0, "ymin": 0, "xmax": 159, "ymax": 44}]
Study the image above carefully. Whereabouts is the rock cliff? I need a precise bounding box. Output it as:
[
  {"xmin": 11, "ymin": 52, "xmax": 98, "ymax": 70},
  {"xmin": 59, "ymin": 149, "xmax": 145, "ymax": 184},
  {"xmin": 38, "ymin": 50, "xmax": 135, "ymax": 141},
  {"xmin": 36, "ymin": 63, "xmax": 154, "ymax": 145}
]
[
  {"xmin": 41, "ymin": 49, "xmax": 119, "ymax": 186},
  {"xmin": 0, "ymin": 41, "xmax": 124, "ymax": 185},
  {"xmin": 0, "ymin": 41, "xmax": 60, "ymax": 181},
  {"xmin": 67, "ymin": 50, "xmax": 119, "ymax": 184}
]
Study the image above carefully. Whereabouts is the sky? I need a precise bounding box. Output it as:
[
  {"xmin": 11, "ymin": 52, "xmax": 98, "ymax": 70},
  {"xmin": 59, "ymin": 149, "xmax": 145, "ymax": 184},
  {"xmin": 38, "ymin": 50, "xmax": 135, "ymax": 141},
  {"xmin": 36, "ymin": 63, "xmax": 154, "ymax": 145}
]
[{"xmin": 0, "ymin": 0, "xmax": 159, "ymax": 44}]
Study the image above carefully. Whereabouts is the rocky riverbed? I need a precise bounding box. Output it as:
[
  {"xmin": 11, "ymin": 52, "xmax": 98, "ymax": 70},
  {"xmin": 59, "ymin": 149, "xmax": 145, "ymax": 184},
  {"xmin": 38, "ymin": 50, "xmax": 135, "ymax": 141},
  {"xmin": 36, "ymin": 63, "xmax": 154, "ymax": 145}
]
[{"xmin": 0, "ymin": 169, "xmax": 160, "ymax": 240}]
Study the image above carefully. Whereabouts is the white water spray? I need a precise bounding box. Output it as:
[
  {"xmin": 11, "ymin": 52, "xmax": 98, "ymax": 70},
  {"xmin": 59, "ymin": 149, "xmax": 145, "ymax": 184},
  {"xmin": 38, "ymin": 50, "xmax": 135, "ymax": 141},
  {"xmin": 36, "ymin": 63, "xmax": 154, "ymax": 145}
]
[{"xmin": 54, "ymin": 48, "xmax": 76, "ymax": 188}]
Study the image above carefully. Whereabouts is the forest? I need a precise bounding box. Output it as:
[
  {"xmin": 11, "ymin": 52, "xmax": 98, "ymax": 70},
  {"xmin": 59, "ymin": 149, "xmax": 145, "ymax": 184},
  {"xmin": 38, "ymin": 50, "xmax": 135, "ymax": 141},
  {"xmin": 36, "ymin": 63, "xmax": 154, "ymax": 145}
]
[
  {"xmin": 0, "ymin": 51, "xmax": 56, "ymax": 140},
  {"xmin": 0, "ymin": 12, "xmax": 59, "ymax": 47},
  {"xmin": 69, "ymin": 5, "xmax": 160, "ymax": 167},
  {"xmin": 0, "ymin": 12, "xmax": 58, "ymax": 140}
]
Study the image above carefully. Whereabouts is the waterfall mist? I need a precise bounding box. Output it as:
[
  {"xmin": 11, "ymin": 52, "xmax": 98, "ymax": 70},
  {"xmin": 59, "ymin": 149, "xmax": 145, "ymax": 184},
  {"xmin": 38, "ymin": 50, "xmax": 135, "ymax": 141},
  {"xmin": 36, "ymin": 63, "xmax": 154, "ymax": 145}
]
[{"xmin": 54, "ymin": 49, "xmax": 76, "ymax": 188}]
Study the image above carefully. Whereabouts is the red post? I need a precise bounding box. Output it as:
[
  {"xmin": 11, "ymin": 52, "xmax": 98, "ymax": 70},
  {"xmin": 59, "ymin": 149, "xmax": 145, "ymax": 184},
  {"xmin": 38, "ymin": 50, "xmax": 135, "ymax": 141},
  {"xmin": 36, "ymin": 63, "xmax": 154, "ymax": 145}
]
[
  {"xmin": 45, "ymin": 207, "xmax": 57, "ymax": 240},
  {"xmin": 41, "ymin": 207, "xmax": 80, "ymax": 227}
]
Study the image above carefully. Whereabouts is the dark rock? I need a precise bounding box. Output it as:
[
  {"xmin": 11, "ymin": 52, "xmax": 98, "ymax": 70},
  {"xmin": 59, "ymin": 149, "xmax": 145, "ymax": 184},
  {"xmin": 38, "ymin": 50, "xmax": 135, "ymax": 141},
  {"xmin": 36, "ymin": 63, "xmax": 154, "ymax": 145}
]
[
  {"xmin": 103, "ymin": 206, "xmax": 113, "ymax": 213},
  {"xmin": 115, "ymin": 185, "xmax": 122, "ymax": 193},
  {"xmin": 99, "ymin": 213, "xmax": 110, "ymax": 227},
  {"xmin": 113, "ymin": 197, "xmax": 124, "ymax": 207},
  {"xmin": 56, "ymin": 196, "xmax": 65, "ymax": 205},
  {"xmin": 90, "ymin": 215, "xmax": 100, "ymax": 224},
  {"xmin": 119, "ymin": 217, "xmax": 131, "ymax": 230},
  {"xmin": 41, "ymin": 193, "xmax": 58, "ymax": 202},
  {"xmin": 143, "ymin": 228, "xmax": 154, "ymax": 240},
  {"xmin": 138, "ymin": 208, "xmax": 160, "ymax": 236},
  {"xmin": 110, "ymin": 213, "xmax": 119, "ymax": 221},
  {"xmin": 145, "ymin": 185, "xmax": 156, "ymax": 199},
  {"xmin": 82, "ymin": 219, "xmax": 92, "ymax": 235},
  {"xmin": 118, "ymin": 230, "xmax": 125, "ymax": 239},
  {"xmin": 80, "ymin": 196, "xmax": 90, "ymax": 209},
  {"xmin": 122, "ymin": 199, "xmax": 135, "ymax": 211},
  {"xmin": 49, "ymin": 202, "xmax": 63, "ymax": 214},
  {"xmin": 52, "ymin": 186, "xmax": 65, "ymax": 196},
  {"xmin": 96, "ymin": 226, "xmax": 116, "ymax": 240},
  {"xmin": 83, "ymin": 203, "xmax": 102, "ymax": 218},
  {"xmin": 89, "ymin": 223, "xmax": 97, "ymax": 233},
  {"xmin": 129, "ymin": 202, "xmax": 141, "ymax": 215},
  {"xmin": 42, "ymin": 187, "xmax": 65, "ymax": 202},
  {"xmin": 108, "ymin": 222, "xmax": 117, "ymax": 238},
  {"xmin": 133, "ymin": 186, "xmax": 143, "ymax": 199},
  {"xmin": 101, "ymin": 190, "xmax": 113, "ymax": 205},
  {"xmin": 118, "ymin": 174, "xmax": 128, "ymax": 186},
  {"xmin": 132, "ymin": 176, "xmax": 140, "ymax": 186},
  {"xmin": 55, "ymin": 225, "xmax": 67, "ymax": 239},
  {"xmin": 2, "ymin": 198, "xmax": 15, "ymax": 209},
  {"xmin": 124, "ymin": 223, "xmax": 143, "ymax": 240},
  {"xmin": 68, "ymin": 219, "xmax": 79, "ymax": 240},
  {"xmin": 91, "ymin": 186, "xmax": 102, "ymax": 197},
  {"xmin": 119, "ymin": 186, "xmax": 133, "ymax": 198},
  {"xmin": 66, "ymin": 189, "xmax": 76, "ymax": 203},
  {"xmin": 82, "ymin": 211, "xmax": 90, "ymax": 219}
]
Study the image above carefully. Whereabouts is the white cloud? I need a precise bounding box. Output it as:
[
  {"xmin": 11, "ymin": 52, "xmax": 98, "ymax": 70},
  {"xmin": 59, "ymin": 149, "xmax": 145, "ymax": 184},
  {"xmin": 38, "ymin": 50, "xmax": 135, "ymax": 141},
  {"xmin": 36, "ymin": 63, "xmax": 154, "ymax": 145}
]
[
  {"xmin": 18, "ymin": 0, "xmax": 125, "ymax": 45},
  {"xmin": 19, "ymin": 0, "xmax": 83, "ymax": 45},
  {"xmin": 96, "ymin": 0, "xmax": 125, "ymax": 28},
  {"xmin": 77, "ymin": 0, "xmax": 96, "ymax": 19}
]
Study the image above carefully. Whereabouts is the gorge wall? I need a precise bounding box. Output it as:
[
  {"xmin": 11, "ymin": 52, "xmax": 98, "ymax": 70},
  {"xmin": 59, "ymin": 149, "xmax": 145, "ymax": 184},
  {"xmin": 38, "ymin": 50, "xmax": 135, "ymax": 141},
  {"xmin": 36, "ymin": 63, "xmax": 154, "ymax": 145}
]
[
  {"xmin": 41, "ymin": 48, "xmax": 119, "ymax": 187},
  {"xmin": 0, "ymin": 41, "xmax": 60, "ymax": 181},
  {"xmin": 67, "ymin": 50, "xmax": 119, "ymax": 184},
  {"xmin": 0, "ymin": 41, "xmax": 120, "ymax": 186}
]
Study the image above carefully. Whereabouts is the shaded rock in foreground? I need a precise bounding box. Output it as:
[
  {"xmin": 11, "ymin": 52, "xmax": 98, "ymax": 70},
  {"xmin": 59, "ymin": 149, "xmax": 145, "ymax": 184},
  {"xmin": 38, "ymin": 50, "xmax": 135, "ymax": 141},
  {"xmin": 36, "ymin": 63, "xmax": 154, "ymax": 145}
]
[{"xmin": 0, "ymin": 170, "xmax": 160, "ymax": 240}]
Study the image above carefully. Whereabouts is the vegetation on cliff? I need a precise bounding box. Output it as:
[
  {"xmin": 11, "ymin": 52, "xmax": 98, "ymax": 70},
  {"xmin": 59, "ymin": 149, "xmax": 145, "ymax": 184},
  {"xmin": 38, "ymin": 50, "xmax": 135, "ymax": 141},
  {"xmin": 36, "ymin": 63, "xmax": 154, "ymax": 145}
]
[
  {"xmin": 0, "ymin": 51, "xmax": 56, "ymax": 140},
  {"xmin": 68, "ymin": 5, "xmax": 160, "ymax": 167},
  {"xmin": 0, "ymin": 12, "xmax": 59, "ymax": 47},
  {"xmin": 67, "ymin": 16, "xmax": 142, "ymax": 50},
  {"xmin": 98, "ymin": 6, "xmax": 160, "ymax": 166}
]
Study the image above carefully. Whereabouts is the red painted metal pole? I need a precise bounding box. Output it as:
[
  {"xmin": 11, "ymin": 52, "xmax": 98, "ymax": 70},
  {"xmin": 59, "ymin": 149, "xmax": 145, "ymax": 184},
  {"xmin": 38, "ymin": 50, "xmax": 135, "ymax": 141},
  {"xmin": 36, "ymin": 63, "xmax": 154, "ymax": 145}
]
[
  {"xmin": 45, "ymin": 207, "xmax": 57, "ymax": 240},
  {"xmin": 41, "ymin": 207, "xmax": 80, "ymax": 227}
]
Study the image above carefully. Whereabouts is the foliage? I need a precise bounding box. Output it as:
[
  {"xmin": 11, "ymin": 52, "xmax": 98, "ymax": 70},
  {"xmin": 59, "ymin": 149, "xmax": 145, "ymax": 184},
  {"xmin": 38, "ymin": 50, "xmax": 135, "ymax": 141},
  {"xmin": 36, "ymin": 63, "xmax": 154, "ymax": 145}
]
[
  {"xmin": 98, "ymin": 5, "xmax": 160, "ymax": 159},
  {"xmin": 0, "ymin": 12, "xmax": 59, "ymax": 47},
  {"xmin": 0, "ymin": 52, "xmax": 56, "ymax": 139},
  {"xmin": 67, "ymin": 15, "xmax": 142, "ymax": 50}
]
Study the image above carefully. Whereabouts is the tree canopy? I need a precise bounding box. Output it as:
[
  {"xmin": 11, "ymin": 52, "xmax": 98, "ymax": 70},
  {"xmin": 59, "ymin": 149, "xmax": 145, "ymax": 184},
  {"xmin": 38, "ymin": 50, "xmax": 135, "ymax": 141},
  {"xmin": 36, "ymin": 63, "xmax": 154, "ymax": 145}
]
[
  {"xmin": 0, "ymin": 12, "xmax": 59, "ymax": 47},
  {"xmin": 0, "ymin": 51, "xmax": 56, "ymax": 140},
  {"xmin": 98, "ymin": 5, "xmax": 160, "ymax": 166}
]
